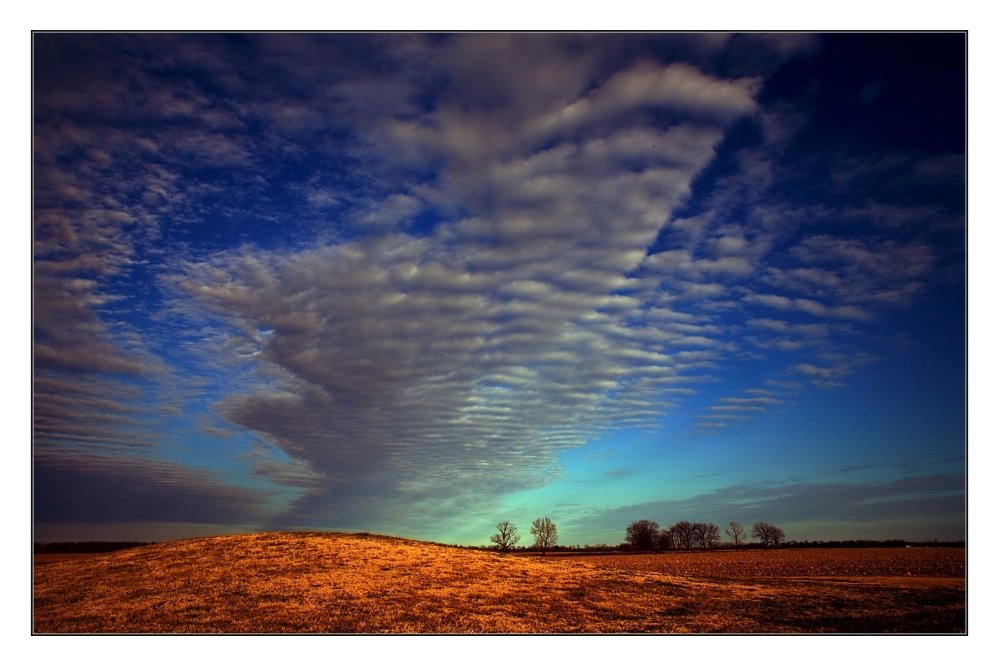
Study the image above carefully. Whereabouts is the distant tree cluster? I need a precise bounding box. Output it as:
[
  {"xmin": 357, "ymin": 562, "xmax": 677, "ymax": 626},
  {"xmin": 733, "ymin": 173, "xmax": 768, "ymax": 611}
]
[
  {"xmin": 625, "ymin": 520, "xmax": 721, "ymax": 551},
  {"xmin": 750, "ymin": 522, "xmax": 786, "ymax": 548},
  {"xmin": 34, "ymin": 541, "xmax": 152, "ymax": 554},
  {"xmin": 490, "ymin": 517, "xmax": 557, "ymax": 554},
  {"xmin": 781, "ymin": 539, "xmax": 965, "ymax": 548},
  {"xmin": 623, "ymin": 519, "xmax": 785, "ymax": 550},
  {"xmin": 624, "ymin": 520, "xmax": 660, "ymax": 551}
]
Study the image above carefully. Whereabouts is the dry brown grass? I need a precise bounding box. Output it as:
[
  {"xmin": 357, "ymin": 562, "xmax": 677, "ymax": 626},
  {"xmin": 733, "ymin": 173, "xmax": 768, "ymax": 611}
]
[{"xmin": 33, "ymin": 532, "xmax": 965, "ymax": 634}]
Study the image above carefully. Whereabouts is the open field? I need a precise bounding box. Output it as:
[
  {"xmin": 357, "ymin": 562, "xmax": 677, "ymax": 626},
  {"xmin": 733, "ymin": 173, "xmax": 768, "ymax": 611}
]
[
  {"xmin": 562, "ymin": 547, "xmax": 966, "ymax": 578},
  {"xmin": 33, "ymin": 532, "xmax": 965, "ymax": 634}
]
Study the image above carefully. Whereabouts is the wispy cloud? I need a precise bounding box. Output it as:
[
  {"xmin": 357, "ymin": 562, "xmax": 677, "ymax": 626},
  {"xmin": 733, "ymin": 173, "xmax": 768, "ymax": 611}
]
[
  {"xmin": 571, "ymin": 472, "xmax": 966, "ymax": 541},
  {"xmin": 695, "ymin": 387, "xmax": 793, "ymax": 432},
  {"xmin": 791, "ymin": 352, "xmax": 877, "ymax": 389}
]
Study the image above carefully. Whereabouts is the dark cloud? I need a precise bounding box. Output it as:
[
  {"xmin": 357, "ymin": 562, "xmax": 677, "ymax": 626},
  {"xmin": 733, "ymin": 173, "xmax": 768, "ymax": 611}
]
[{"xmin": 34, "ymin": 451, "xmax": 268, "ymax": 524}]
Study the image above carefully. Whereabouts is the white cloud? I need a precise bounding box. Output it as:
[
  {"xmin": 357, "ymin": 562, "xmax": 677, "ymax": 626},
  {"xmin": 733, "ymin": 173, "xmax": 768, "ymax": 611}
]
[
  {"xmin": 532, "ymin": 62, "xmax": 761, "ymax": 138},
  {"xmin": 355, "ymin": 193, "xmax": 425, "ymax": 229}
]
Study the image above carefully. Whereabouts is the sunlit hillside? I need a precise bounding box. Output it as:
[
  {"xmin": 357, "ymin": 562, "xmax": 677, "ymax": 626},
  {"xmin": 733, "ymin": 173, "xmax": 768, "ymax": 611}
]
[{"xmin": 33, "ymin": 532, "xmax": 964, "ymax": 633}]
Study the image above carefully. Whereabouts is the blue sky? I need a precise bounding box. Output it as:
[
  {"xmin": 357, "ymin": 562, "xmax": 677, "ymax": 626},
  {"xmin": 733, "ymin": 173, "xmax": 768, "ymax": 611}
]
[{"xmin": 32, "ymin": 32, "xmax": 966, "ymax": 546}]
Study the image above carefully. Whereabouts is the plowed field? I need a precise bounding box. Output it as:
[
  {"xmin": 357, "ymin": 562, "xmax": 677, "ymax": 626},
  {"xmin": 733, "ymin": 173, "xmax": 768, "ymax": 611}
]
[{"xmin": 563, "ymin": 547, "xmax": 964, "ymax": 579}]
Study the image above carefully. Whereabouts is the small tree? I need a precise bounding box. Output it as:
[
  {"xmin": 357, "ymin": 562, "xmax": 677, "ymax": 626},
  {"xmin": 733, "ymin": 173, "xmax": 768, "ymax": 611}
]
[
  {"xmin": 726, "ymin": 521, "xmax": 745, "ymax": 547},
  {"xmin": 490, "ymin": 520, "xmax": 520, "ymax": 552},
  {"xmin": 531, "ymin": 516, "xmax": 557, "ymax": 555},
  {"xmin": 625, "ymin": 520, "xmax": 660, "ymax": 551}
]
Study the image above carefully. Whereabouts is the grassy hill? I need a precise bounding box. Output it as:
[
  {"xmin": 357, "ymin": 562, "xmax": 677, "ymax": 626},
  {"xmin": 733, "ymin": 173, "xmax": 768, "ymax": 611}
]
[{"xmin": 32, "ymin": 531, "xmax": 964, "ymax": 633}]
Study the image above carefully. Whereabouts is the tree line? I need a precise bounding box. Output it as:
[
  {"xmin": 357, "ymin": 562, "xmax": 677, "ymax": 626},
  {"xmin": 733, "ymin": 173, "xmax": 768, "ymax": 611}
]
[
  {"xmin": 489, "ymin": 518, "xmax": 786, "ymax": 553},
  {"xmin": 34, "ymin": 541, "xmax": 153, "ymax": 554},
  {"xmin": 625, "ymin": 519, "xmax": 785, "ymax": 550}
]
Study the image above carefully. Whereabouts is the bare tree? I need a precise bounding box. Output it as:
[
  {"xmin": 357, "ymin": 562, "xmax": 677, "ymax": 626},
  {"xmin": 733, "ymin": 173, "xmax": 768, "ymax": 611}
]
[
  {"xmin": 670, "ymin": 520, "xmax": 696, "ymax": 550},
  {"xmin": 531, "ymin": 517, "xmax": 557, "ymax": 555},
  {"xmin": 752, "ymin": 521, "xmax": 786, "ymax": 547},
  {"xmin": 691, "ymin": 522, "xmax": 706, "ymax": 548},
  {"xmin": 489, "ymin": 520, "xmax": 520, "ymax": 552},
  {"xmin": 752, "ymin": 521, "xmax": 770, "ymax": 546},
  {"xmin": 701, "ymin": 523, "xmax": 721, "ymax": 549},
  {"xmin": 657, "ymin": 526, "xmax": 675, "ymax": 551},
  {"xmin": 625, "ymin": 520, "xmax": 660, "ymax": 551},
  {"xmin": 726, "ymin": 521, "xmax": 745, "ymax": 547}
]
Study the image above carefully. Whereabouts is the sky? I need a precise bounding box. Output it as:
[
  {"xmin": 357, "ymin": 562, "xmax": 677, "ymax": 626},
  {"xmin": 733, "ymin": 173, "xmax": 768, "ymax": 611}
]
[{"xmin": 32, "ymin": 32, "xmax": 967, "ymax": 547}]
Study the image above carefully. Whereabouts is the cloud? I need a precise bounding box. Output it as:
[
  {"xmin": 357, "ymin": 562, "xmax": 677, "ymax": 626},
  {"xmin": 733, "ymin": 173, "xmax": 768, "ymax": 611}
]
[
  {"xmin": 784, "ymin": 234, "xmax": 937, "ymax": 301},
  {"xmin": 695, "ymin": 387, "xmax": 792, "ymax": 431},
  {"xmin": 570, "ymin": 472, "xmax": 965, "ymax": 541},
  {"xmin": 531, "ymin": 61, "xmax": 761, "ymax": 138},
  {"xmin": 744, "ymin": 293, "xmax": 871, "ymax": 321},
  {"xmin": 180, "ymin": 234, "xmax": 715, "ymax": 523},
  {"xmin": 791, "ymin": 352, "xmax": 876, "ymax": 388},
  {"xmin": 354, "ymin": 193, "xmax": 425, "ymax": 229},
  {"xmin": 643, "ymin": 249, "xmax": 755, "ymax": 278},
  {"xmin": 33, "ymin": 80, "xmax": 178, "ymax": 454},
  {"xmin": 34, "ymin": 450, "xmax": 269, "ymax": 524},
  {"xmin": 170, "ymin": 46, "xmax": 766, "ymax": 526}
]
